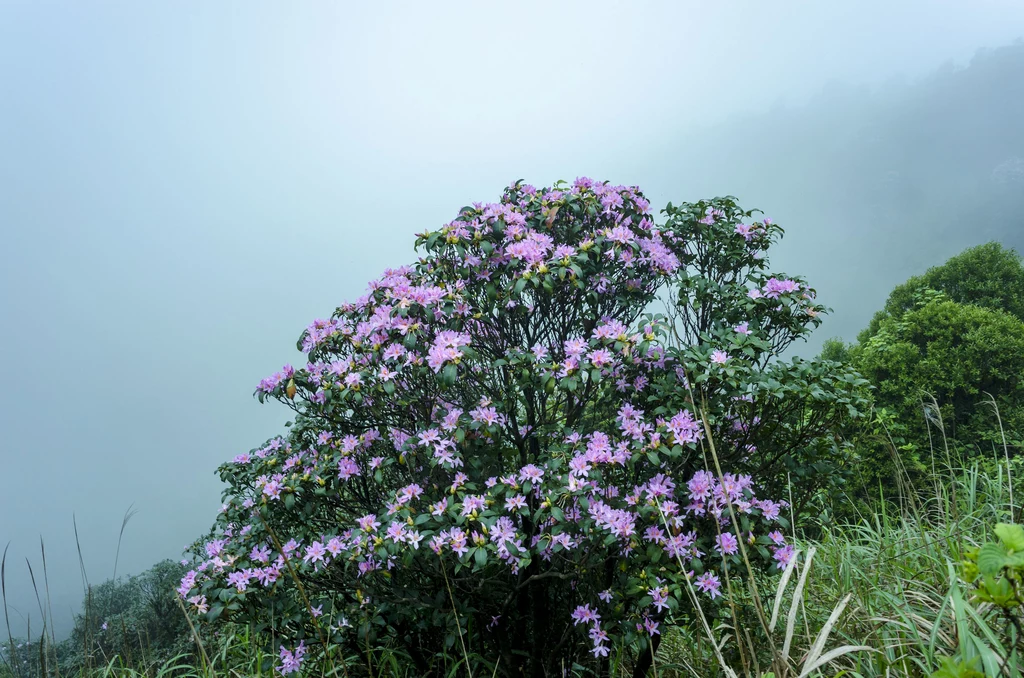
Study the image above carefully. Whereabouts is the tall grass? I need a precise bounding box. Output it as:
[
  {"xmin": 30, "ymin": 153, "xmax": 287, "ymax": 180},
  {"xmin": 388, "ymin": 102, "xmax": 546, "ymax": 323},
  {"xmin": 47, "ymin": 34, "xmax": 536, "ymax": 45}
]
[
  {"xmin": 809, "ymin": 463, "xmax": 1016, "ymax": 678},
  {"xmin": 659, "ymin": 457, "xmax": 1018, "ymax": 678}
]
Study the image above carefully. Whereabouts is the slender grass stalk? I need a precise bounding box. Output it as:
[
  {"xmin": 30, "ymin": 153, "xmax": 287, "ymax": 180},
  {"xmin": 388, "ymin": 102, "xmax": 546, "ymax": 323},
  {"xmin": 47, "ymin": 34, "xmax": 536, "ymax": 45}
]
[
  {"xmin": 983, "ymin": 392, "xmax": 1015, "ymax": 521},
  {"xmin": 175, "ymin": 596, "xmax": 213, "ymax": 677},
  {"xmin": 24, "ymin": 560, "xmax": 47, "ymax": 678},
  {"xmin": 39, "ymin": 537, "xmax": 60, "ymax": 678},
  {"xmin": 2, "ymin": 544, "xmax": 21, "ymax": 678},
  {"xmin": 439, "ymin": 560, "xmax": 473, "ymax": 678}
]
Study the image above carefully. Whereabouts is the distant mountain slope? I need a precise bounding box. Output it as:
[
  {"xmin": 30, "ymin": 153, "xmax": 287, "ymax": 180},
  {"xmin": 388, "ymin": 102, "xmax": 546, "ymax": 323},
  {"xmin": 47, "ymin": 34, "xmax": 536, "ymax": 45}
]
[{"xmin": 654, "ymin": 41, "xmax": 1024, "ymax": 348}]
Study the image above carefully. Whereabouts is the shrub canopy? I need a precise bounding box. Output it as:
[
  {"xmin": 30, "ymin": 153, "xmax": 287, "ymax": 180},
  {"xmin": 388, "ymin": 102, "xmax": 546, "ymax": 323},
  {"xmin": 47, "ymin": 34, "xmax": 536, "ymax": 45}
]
[{"xmin": 182, "ymin": 179, "xmax": 866, "ymax": 677}]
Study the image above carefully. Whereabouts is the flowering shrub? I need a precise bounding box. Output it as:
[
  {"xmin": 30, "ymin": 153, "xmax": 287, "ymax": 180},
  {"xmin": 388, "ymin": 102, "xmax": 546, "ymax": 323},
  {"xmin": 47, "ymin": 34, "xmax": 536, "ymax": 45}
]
[{"xmin": 181, "ymin": 180, "xmax": 867, "ymax": 677}]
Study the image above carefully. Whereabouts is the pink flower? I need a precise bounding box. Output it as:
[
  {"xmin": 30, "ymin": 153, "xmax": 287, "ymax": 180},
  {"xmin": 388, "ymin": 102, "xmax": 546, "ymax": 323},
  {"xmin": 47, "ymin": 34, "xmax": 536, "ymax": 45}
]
[
  {"xmin": 588, "ymin": 348, "xmax": 614, "ymax": 368},
  {"xmin": 716, "ymin": 532, "xmax": 739, "ymax": 555},
  {"xmin": 519, "ymin": 464, "xmax": 544, "ymax": 484},
  {"xmin": 262, "ymin": 480, "xmax": 282, "ymax": 500},
  {"xmin": 358, "ymin": 515, "xmax": 381, "ymax": 533},
  {"xmin": 773, "ymin": 544, "xmax": 796, "ymax": 567},
  {"xmin": 695, "ymin": 572, "xmax": 722, "ymax": 599},
  {"xmin": 303, "ymin": 542, "xmax": 327, "ymax": 565},
  {"xmin": 666, "ymin": 409, "xmax": 702, "ymax": 444},
  {"xmin": 735, "ymin": 223, "xmax": 757, "ymax": 240},
  {"xmin": 277, "ymin": 642, "xmax": 306, "ymax": 675},
  {"xmin": 337, "ymin": 457, "xmax": 360, "ymax": 480},
  {"xmin": 571, "ymin": 605, "xmax": 600, "ymax": 626},
  {"xmin": 187, "ymin": 595, "xmax": 209, "ymax": 614},
  {"xmin": 762, "ymin": 277, "xmax": 800, "ymax": 299}
]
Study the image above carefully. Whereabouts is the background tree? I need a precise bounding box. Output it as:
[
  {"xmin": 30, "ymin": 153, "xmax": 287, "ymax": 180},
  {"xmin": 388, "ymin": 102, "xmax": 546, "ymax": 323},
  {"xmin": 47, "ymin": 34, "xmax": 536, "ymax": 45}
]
[
  {"xmin": 830, "ymin": 243, "xmax": 1024, "ymax": 503},
  {"xmin": 858, "ymin": 296, "xmax": 1024, "ymax": 447},
  {"xmin": 859, "ymin": 242, "xmax": 1024, "ymax": 342}
]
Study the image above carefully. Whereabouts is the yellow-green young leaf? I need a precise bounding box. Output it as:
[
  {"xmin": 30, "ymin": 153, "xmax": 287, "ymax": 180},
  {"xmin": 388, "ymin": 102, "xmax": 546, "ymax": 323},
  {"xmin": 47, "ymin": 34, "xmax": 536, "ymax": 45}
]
[
  {"xmin": 929, "ymin": 656, "xmax": 984, "ymax": 678},
  {"xmin": 979, "ymin": 575, "xmax": 1017, "ymax": 608},
  {"xmin": 994, "ymin": 523, "xmax": 1024, "ymax": 552}
]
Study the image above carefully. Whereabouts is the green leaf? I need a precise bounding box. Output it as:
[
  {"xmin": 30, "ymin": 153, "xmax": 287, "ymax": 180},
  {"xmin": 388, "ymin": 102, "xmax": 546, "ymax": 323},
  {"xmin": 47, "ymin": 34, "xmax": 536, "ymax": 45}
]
[
  {"xmin": 977, "ymin": 542, "xmax": 1009, "ymax": 576},
  {"xmin": 994, "ymin": 523, "xmax": 1024, "ymax": 552}
]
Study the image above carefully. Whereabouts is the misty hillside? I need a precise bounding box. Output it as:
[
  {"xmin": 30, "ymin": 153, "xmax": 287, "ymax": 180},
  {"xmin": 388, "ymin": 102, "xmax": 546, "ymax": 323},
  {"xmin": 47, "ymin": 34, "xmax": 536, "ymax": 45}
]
[{"xmin": 658, "ymin": 40, "xmax": 1024, "ymax": 347}]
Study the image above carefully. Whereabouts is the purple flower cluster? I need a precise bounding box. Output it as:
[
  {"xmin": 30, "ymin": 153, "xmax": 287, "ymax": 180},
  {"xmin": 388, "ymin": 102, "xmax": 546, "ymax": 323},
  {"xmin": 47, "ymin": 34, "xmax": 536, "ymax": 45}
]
[{"xmin": 278, "ymin": 642, "xmax": 305, "ymax": 675}]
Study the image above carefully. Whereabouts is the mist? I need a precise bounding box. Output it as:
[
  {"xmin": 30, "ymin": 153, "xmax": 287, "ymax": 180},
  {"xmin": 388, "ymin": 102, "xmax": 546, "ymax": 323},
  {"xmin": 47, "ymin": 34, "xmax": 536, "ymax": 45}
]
[{"xmin": 1, "ymin": 0, "xmax": 1023, "ymax": 639}]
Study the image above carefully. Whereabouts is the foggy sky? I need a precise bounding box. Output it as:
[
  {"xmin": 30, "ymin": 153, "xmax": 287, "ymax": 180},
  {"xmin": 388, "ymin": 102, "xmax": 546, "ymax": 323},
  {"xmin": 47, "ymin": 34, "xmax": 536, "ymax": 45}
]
[{"xmin": 2, "ymin": 0, "xmax": 1023, "ymax": 639}]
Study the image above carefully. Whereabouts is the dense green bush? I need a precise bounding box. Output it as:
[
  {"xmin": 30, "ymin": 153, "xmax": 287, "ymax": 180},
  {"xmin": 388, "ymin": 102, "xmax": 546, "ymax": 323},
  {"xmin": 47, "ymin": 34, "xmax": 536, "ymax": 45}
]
[
  {"xmin": 828, "ymin": 243, "xmax": 1024, "ymax": 504},
  {"xmin": 857, "ymin": 296, "xmax": 1024, "ymax": 445},
  {"xmin": 1, "ymin": 560, "xmax": 198, "ymax": 678},
  {"xmin": 59, "ymin": 560, "xmax": 196, "ymax": 673}
]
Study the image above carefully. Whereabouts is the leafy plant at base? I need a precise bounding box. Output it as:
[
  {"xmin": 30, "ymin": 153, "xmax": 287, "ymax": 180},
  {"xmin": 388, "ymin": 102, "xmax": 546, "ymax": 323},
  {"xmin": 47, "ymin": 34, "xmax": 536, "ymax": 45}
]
[{"xmin": 944, "ymin": 522, "xmax": 1024, "ymax": 677}]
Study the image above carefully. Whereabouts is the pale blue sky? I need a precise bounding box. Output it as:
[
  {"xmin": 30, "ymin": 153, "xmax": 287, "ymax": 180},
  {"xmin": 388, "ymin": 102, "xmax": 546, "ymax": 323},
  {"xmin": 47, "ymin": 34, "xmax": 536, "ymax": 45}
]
[{"xmin": 2, "ymin": 0, "xmax": 1023, "ymax": 638}]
